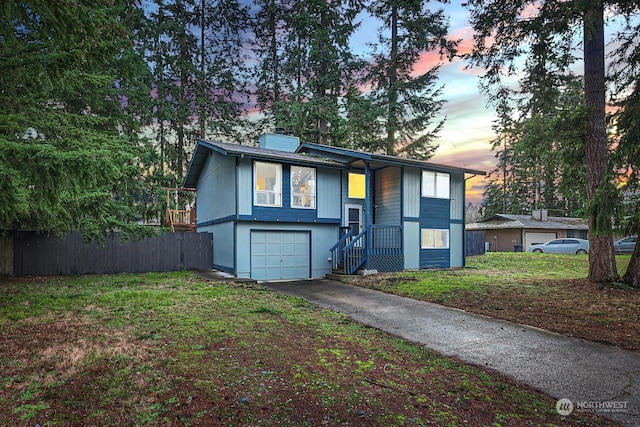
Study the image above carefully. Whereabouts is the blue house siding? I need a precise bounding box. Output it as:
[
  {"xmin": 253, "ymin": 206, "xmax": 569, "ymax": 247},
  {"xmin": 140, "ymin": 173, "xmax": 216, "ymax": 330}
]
[
  {"xmin": 420, "ymin": 249, "xmax": 450, "ymax": 269},
  {"xmin": 450, "ymin": 173, "xmax": 465, "ymax": 221},
  {"xmin": 185, "ymin": 139, "xmax": 484, "ymax": 279},
  {"xmin": 420, "ymin": 198, "xmax": 451, "ymax": 268},
  {"xmin": 199, "ymin": 222, "xmax": 234, "ymax": 273},
  {"xmin": 450, "ymin": 223, "xmax": 464, "ymax": 267},
  {"xmin": 235, "ymin": 222, "xmax": 337, "ymax": 279},
  {"xmin": 317, "ymin": 169, "xmax": 341, "ymax": 220},
  {"xmin": 403, "ymin": 221, "xmax": 420, "ymax": 269},
  {"xmin": 196, "ymin": 152, "xmax": 236, "ymax": 224},
  {"xmin": 420, "ymin": 198, "xmax": 451, "ymax": 228},
  {"xmin": 237, "ymin": 159, "xmax": 252, "ymax": 216},
  {"xmin": 402, "ymin": 167, "xmax": 421, "ymax": 219},
  {"xmin": 374, "ymin": 167, "xmax": 401, "ymax": 226}
]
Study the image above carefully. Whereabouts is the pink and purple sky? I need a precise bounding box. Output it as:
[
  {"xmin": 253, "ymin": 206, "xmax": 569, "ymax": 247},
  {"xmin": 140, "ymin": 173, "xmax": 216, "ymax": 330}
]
[{"xmin": 352, "ymin": 1, "xmax": 498, "ymax": 205}]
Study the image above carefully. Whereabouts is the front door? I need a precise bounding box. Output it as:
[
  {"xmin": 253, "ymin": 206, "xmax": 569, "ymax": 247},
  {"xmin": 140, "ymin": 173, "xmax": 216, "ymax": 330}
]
[{"xmin": 344, "ymin": 204, "xmax": 363, "ymax": 236}]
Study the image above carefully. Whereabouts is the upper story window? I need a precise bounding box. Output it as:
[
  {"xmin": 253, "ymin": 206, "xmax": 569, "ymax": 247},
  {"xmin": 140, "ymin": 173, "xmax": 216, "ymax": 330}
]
[
  {"xmin": 254, "ymin": 161, "xmax": 282, "ymax": 207},
  {"xmin": 291, "ymin": 166, "xmax": 316, "ymax": 209},
  {"xmin": 348, "ymin": 172, "xmax": 365, "ymax": 199},
  {"xmin": 422, "ymin": 171, "xmax": 450, "ymax": 199}
]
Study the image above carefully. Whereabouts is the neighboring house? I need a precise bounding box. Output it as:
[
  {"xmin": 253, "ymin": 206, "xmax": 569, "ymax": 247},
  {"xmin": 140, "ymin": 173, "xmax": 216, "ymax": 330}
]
[
  {"xmin": 466, "ymin": 210, "xmax": 589, "ymax": 252},
  {"xmin": 183, "ymin": 132, "xmax": 484, "ymax": 281}
]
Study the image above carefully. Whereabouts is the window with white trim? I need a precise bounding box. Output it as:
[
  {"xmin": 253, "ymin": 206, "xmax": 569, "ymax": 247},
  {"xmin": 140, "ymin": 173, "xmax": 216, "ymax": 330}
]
[
  {"xmin": 254, "ymin": 161, "xmax": 282, "ymax": 206},
  {"xmin": 421, "ymin": 228, "xmax": 450, "ymax": 249},
  {"xmin": 421, "ymin": 171, "xmax": 450, "ymax": 199},
  {"xmin": 291, "ymin": 166, "xmax": 316, "ymax": 209}
]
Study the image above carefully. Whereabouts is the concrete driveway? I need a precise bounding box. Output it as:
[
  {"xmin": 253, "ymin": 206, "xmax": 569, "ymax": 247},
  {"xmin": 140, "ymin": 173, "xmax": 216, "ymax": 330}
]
[{"xmin": 263, "ymin": 279, "xmax": 640, "ymax": 427}]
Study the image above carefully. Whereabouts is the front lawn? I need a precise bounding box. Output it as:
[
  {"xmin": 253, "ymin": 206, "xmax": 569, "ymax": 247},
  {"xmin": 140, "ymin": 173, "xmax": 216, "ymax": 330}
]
[
  {"xmin": 0, "ymin": 271, "xmax": 615, "ymax": 426},
  {"xmin": 351, "ymin": 252, "xmax": 640, "ymax": 352}
]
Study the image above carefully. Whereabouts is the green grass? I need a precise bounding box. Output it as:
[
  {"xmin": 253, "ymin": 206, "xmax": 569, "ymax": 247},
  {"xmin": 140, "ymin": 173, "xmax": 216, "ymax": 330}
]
[
  {"xmin": 376, "ymin": 252, "xmax": 626, "ymax": 301},
  {"xmin": 0, "ymin": 270, "xmax": 615, "ymax": 426}
]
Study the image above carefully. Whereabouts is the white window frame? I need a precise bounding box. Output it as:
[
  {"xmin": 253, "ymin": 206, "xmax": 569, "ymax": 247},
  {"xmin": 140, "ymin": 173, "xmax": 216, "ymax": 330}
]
[
  {"xmin": 421, "ymin": 171, "xmax": 450, "ymax": 199},
  {"xmin": 290, "ymin": 166, "xmax": 316, "ymax": 209},
  {"xmin": 421, "ymin": 228, "xmax": 450, "ymax": 249},
  {"xmin": 254, "ymin": 161, "xmax": 282, "ymax": 207}
]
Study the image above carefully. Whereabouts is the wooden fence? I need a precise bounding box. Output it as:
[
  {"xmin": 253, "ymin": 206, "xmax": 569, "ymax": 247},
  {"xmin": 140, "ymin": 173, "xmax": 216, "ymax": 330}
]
[
  {"xmin": 465, "ymin": 230, "xmax": 486, "ymax": 257},
  {"xmin": 0, "ymin": 234, "xmax": 12, "ymax": 275},
  {"xmin": 9, "ymin": 231, "xmax": 213, "ymax": 276}
]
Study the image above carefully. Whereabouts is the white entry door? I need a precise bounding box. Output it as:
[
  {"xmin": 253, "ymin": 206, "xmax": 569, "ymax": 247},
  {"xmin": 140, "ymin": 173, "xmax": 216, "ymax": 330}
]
[{"xmin": 344, "ymin": 204, "xmax": 363, "ymax": 235}]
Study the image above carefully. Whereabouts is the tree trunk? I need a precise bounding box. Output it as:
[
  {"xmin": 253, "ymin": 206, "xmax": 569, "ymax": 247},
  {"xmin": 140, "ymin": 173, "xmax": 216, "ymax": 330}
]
[
  {"xmin": 318, "ymin": 6, "xmax": 328, "ymax": 145},
  {"xmin": 623, "ymin": 239, "xmax": 640, "ymax": 287},
  {"xmin": 386, "ymin": 4, "xmax": 398, "ymax": 156},
  {"xmin": 583, "ymin": 1, "xmax": 617, "ymax": 282}
]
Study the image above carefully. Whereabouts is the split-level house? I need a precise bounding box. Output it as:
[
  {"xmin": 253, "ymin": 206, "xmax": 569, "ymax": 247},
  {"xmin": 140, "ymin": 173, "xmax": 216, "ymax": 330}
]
[{"xmin": 183, "ymin": 132, "xmax": 484, "ymax": 281}]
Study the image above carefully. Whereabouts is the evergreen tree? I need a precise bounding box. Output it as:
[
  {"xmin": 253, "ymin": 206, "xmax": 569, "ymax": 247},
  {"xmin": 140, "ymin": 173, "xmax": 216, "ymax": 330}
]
[
  {"xmin": 198, "ymin": 0, "xmax": 249, "ymax": 141},
  {"xmin": 365, "ymin": 0, "xmax": 456, "ymax": 159},
  {"xmin": 464, "ymin": 0, "xmax": 639, "ymax": 282},
  {"xmin": 0, "ymin": 0, "xmax": 156, "ymax": 240},
  {"xmin": 610, "ymin": 9, "xmax": 640, "ymax": 287},
  {"xmin": 252, "ymin": 0, "xmax": 363, "ymax": 146}
]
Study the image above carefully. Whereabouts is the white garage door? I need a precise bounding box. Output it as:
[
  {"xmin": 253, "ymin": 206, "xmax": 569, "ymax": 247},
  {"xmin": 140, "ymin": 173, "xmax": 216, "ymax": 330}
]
[
  {"xmin": 524, "ymin": 232, "xmax": 557, "ymax": 249},
  {"xmin": 250, "ymin": 231, "xmax": 310, "ymax": 281}
]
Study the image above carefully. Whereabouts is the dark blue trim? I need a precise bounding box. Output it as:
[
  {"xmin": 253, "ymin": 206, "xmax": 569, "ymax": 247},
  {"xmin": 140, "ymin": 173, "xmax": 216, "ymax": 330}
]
[
  {"xmin": 197, "ymin": 215, "xmax": 236, "ymax": 228},
  {"xmin": 403, "ymin": 216, "xmax": 420, "ymax": 222},
  {"xmin": 450, "ymin": 219, "xmax": 463, "ymax": 224},
  {"xmin": 237, "ymin": 214, "xmax": 339, "ymax": 224},
  {"xmin": 213, "ymin": 264, "xmax": 235, "ymax": 274}
]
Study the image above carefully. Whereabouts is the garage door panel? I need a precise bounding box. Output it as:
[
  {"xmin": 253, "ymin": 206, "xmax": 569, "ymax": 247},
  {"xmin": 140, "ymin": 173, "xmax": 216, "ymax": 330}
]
[
  {"xmin": 251, "ymin": 231, "xmax": 310, "ymax": 280},
  {"xmin": 525, "ymin": 232, "xmax": 557, "ymax": 250},
  {"xmin": 281, "ymin": 242, "xmax": 295, "ymax": 255}
]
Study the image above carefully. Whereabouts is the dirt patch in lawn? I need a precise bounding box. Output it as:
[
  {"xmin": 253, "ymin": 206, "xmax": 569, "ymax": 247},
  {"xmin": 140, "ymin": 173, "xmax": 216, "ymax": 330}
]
[{"xmin": 0, "ymin": 274, "xmax": 617, "ymax": 426}]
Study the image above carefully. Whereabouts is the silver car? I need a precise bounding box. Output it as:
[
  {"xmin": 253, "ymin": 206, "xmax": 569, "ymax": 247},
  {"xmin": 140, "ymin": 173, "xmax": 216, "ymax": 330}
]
[
  {"xmin": 527, "ymin": 238, "xmax": 589, "ymax": 254},
  {"xmin": 614, "ymin": 236, "xmax": 637, "ymax": 254}
]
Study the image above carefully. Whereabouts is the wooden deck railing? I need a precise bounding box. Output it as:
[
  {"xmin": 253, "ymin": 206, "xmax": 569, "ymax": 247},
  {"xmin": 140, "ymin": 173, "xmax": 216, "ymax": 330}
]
[{"xmin": 166, "ymin": 208, "xmax": 196, "ymax": 232}]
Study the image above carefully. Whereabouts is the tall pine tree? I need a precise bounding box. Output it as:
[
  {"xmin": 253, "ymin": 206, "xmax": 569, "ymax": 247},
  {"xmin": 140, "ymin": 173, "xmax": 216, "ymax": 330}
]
[
  {"xmin": 365, "ymin": 0, "xmax": 457, "ymax": 159},
  {"xmin": 465, "ymin": 0, "xmax": 639, "ymax": 282},
  {"xmin": 0, "ymin": 0, "xmax": 156, "ymax": 240}
]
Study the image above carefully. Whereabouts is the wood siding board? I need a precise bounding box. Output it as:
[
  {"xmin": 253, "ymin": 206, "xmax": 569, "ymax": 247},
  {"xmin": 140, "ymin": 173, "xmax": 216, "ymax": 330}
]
[
  {"xmin": 402, "ymin": 167, "xmax": 421, "ymax": 218},
  {"xmin": 403, "ymin": 221, "xmax": 420, "ymax": 269},
  {"xmin": 317, "ymin": 168, "xmax": 341, "ymax": 219},
  {"xmin": 420, "ymin": 249, "xmax": 450, "ymax": 269},
  {"xmin": 419, "ymin": 198, "xmax": 452, "ymax": 269},
  {"xmin": 419, "ymin": 198, "xmax": 451, "ymax": 228},
  {"xmin": 196, "ymin": 152, "xmax": 236, "ymax": 224},
  {"xmin": 450, "ymin": 173, "xmax": 465, "ymax": 221},
  {"xmin": 374, "ymin": 168, "xmax": 401, "ymax": 226},
  {"xmin": 450, "ymin": 223, "xmax": 464, "ymax": 267},
  {"xmin": 237, "ymin": 158, "xmax": 252, "ymax": 215}
]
